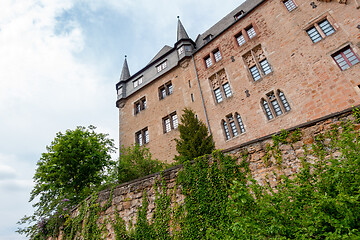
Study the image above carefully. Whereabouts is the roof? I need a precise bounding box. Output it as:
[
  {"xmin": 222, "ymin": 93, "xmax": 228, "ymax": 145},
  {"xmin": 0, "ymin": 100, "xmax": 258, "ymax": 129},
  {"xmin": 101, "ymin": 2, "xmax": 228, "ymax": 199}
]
[
  {"xmin": 195, "ymin": 0, "xmax": 265, "ymax": 48},
  {"xmin": 148, "ymin": 45, "xmax": 173, "ymax": 65}
]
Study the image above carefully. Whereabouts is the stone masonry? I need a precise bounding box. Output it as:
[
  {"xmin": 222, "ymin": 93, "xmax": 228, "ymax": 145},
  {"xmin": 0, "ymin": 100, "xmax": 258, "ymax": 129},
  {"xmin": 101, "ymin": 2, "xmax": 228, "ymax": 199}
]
[{"xmin": 55, "ymin": 108, "xmax": 359, "ymax": 239}]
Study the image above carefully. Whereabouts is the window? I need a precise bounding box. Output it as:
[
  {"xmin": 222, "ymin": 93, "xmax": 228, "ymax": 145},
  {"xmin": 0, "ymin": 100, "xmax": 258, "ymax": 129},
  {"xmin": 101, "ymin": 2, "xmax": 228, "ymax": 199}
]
[
  {"xmin": 246, "ymin": 25, "xmax": 256, "ymax": 39},
  {"xmin": 234, "ymin": 10, "xmax": 245, "ymax": 20},
  {"xmin": 204, "ymin": 34, "xmax": 213, "ymax": 43},
  {"xmin": 261, "ymin": 90, "xmax": 291, "ymax": 120},
  {"xmin": 134, "ymin": 97, "xmax": 146, "ymax": 115},
  {"xmin": 283, "ymin": 0, "xmax": 297, "ymax": 12},
  {"xmin": 213, "ymin": 49, "xmax": 222, "ymax": 62},
  {"xmin": 178, "ymin": 46, "xmax": 184, "ymax": 55},
  {"xmin": 133, "ymin": 77, "xmax": 143, "ymax": 88},
  {"xmin": 236, "ymin": 33, "xmax": 246, "ymax": 46},
  {"xmin": 222, "ymin": 113, "xmax": 246, "ymax": 140},
  {"xmin": 158, "ymin": 82, "xmax": 173, "ymax": 99},
  {"xmin": 117, "ymin": 86, "xmax": 123, "ymax": 99},
  {"xmin": 156, "ymin": 61, "xmax": 167, "ymax": 72},
  {"xmin": 205, "ymin": 55, "xmax": 213, "ymax": 68},
  {"xmin": 209, "ymin": 69, "xmax": 232, "ymax": 103},
  {"xmin": 332, "ymin": 46, "xmax": 360, "ymax": 71},
  {"xmin": 243, "ymin": 45, "xmax": 272, "ymax": 81},
  {"xmin": 163, "ymin": 112, "xmax": 178, "ymax": 133},
  {"xmin": 306, "ymin": 18, "xmax": 335, "ymax": 43},
  {"xmin": 135, "ymin": 127, "xmax": 149, "ymax": 146}
]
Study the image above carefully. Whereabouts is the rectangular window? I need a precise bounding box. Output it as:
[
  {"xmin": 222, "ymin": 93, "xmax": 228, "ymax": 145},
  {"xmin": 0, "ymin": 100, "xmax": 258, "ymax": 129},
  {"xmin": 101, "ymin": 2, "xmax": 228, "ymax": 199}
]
[
  {"xmin": 250, "ymin": 65, "xmax": 261, "ymax": 81},
  {"xmin": 213, "ymin": 49, "xmax": 222, "ymax": 62},
  {"xmin": 178, "ymin": 46, "xmax": 184, "ymax": 55},
  {"xmin": 163, "ymin": 112, "xmax": 178, "ymax": 133},
  {"xmin": 205, "ymin": 55, "xmax": 213, "ymax": 68},
  {"xmin": 263, "ymin": 100, "xmax": 274, "ymax": 120},
  {"xmin": 135, "ymin": 127, "xmax": 149, "ymax": 145},
  {"xmin": 158, "ymin": 81, "xmax": 173, "ymax": 99},
  {"xmin": 318, "ymin": 19, "xmax": 335, "ymax": 36},
  {"xmin": 260, "ymin": 59, "xmax": 272, "ymax": 75},
  {"xmin": 244, "ymin": 45, "xmax": 272, "ymax": 82},
  {"xmin": 307, "ymin": 27, "xmax": 322, "ymax": 43},
  {"xmin": 214, "ymin": 88, "xmax": 223, "ymax": 103},
  {"xmin": 223, "ymin": 82, "xmax": 232, "ymax": 98},
  {"xmin": 223, "ymin": 121, "xmax": 231, "ymax": 140},
  {"xmin": 332, "ymin": 46, "xmax": 360, "ymax": 71},
  {"xmin": 133, "ymin": 77, "xmax": 143, "ymax": 88},
  {"xmin": 283, "ymin": 0, "xmax": 297, "ymax": 12},
  {"xmin": 156, "ymin": 61, "xmax": 167, "ymax": 72},
  {"xmin": 134, "ymin": 97, "xmax": 146, "ymax": 115},
  {"xmin": 236, "ymin": 33, "xmax": 246, "ymax": 46},
  {"xmin": 117, "ymin": 86, "xmax": 123, "ymax": 99},
  {"xmin": 246, "ymin": 25, "xmax": 256, "ymax": 39},
  {"xmin": 306, "ymin": 18, "xmax": 335, "ymax": 43},
  {"xmin": 236, "ymin": 114, "xmax": 246, "ymax": 133}
]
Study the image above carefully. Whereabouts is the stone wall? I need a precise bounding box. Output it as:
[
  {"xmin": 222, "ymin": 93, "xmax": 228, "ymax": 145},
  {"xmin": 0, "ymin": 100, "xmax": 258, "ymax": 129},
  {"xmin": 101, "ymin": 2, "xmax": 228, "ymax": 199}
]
[{"xmin": 58, "ymin": 108, "xmax": 358, "ymax": 239}]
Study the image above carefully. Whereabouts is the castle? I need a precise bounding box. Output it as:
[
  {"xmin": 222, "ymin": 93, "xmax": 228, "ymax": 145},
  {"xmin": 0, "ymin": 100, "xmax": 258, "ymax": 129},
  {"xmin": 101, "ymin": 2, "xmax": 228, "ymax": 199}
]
[{"xmin": 116, "ymin": 0, "xmax": 360, "ymax": 163}]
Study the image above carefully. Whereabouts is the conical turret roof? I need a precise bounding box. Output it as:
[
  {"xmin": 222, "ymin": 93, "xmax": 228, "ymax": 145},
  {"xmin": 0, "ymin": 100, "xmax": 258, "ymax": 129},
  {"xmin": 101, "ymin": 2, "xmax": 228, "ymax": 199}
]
[
  {"xmin": 120, "ymin": 56, "xmax": 130, "ymax": 82},
  {"xmin": 177, "ymin": 17, "xmax": 190, "ymax": 42}
]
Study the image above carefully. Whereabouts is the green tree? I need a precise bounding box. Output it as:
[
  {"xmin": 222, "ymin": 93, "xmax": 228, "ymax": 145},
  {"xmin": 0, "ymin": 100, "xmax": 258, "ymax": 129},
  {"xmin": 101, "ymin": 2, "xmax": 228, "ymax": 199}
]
[
  {"xmin": 115, "ymin": 144, "xmax": 166, "ymax": 184},
  {"xmin": 17, "ymin": 125, "xmax": 116, "ymax": 239},
  {"xmin": 174, "ymin": 108, "xmax": 215, "ymax": 163}
]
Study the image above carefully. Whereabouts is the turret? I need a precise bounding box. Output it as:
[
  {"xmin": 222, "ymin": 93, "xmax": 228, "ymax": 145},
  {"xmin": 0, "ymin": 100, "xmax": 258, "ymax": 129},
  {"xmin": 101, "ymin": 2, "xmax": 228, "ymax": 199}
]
[
  {"xmin": 175, "ymin": 17, "xmax": 195, "ymax": 60},
  {"xmin": 116, "ymin": 56, "xmax": 130, "ymax": 106}
]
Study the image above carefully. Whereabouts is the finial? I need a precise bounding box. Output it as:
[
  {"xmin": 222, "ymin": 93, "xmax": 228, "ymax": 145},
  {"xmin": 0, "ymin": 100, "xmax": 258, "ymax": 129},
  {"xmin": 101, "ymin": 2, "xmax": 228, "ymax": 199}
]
[
  {"xmin": 177, "ymin": 16, "xmax": 180, "ymax": 19},
  {"xmin": 125, "ymin": 55, "xmax": 127, "ymax": 58}
]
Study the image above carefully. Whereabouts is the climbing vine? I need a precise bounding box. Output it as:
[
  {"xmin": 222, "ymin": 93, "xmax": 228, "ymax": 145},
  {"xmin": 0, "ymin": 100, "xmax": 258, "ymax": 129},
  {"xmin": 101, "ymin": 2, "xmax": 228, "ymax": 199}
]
[{"xmin": 34, "ymin": 111, "xmax": 360, "ymax": 240}]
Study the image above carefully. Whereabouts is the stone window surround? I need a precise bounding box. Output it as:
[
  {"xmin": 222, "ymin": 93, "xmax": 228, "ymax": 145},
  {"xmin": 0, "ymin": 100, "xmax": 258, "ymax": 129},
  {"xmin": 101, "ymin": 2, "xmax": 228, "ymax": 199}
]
[
  {"xmin": 303, "ymin": 14, "xmax": 337, "ymax": 44},
  {"xmin": 243, "ymin": 45, "xmax": 273, "ymax": 82},
  {"xmin": 134, "ymin": 97, "xmax": 146, "ymax": 115},
  {"xmin": 162, "ymin": 112, "xmax": 178, "ymax": 134},
  {"xmin": 282, "ymin": 0, "xmax": 298, "ymax": 12},
  {"xmin": 222, "ymin": 112, "xmax": 246, "ymax": 141},
  {"xmin": 208, "ymin": 68, "xmax": 233, "ymax": 104},
  {"xmin": 261, "ymin": 89, "xmax": 291, "ymax": 121},
  {"xmin": 330, "ymin": 44, "xmax": 360, "ymax": 71},
  {"xmin": 135, "ymin": 127, "xmax": 149, "ymax": 146},
  {"xmin": 234, "ymin": 23, "xmax": 259, "ymax": 48},
  {"xmin": 203, "ymin": 46, "xmax": 223, "ymax": 69},
  {"xmin": 158, "ymin": 81, "xmax": 173, "ymax": 100}
]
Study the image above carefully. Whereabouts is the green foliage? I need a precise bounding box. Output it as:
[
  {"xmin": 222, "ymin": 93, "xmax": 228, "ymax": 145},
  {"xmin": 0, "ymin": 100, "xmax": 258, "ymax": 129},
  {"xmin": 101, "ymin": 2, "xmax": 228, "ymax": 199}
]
[
  {"xmin": 229, "ymin": 119, "xmax": 360, "ymax": 239},
  {"xmin": 115, "ymin": 144, "xmax": 167, "ymax": 184},
  {"xmin": 17, "ymin": 125, "xmax": 116, "ymax": 239},
  {"xmin": 174, "ymin": 108, "xmax": 215, "ymax": 163},
  {"xmin": 176, "ymin": 151, "xmax": 245, "ymax": 239},
  {"xmin": 352, "ymin": 107, "xmax": 360, "ymax": 123}
]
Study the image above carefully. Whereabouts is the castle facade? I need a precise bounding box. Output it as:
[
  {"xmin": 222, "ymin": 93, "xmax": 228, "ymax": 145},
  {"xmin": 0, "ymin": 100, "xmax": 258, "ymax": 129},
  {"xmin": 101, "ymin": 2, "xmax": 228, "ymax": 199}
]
[{"xmin": 116, "ymin": 0, "xmax": 360, "ymax": 162}]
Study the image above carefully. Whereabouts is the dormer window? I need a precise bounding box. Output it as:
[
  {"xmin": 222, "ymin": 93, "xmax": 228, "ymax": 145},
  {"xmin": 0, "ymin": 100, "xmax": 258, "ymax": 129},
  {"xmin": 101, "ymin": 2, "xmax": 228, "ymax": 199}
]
[
  {"xmin": 133, "ymin": 77, "xmax": 143, "ymax": 88},
  {"xmin": 204, "ymin": 34, "xmax": 213, "ymax": 43},
  {"xmin": 234, "ymin": 10, "xmax": 245, "ymax": 20},
  {"xmin": 156, "ymin": 61, "xmax": 167, "ymax": 73}
]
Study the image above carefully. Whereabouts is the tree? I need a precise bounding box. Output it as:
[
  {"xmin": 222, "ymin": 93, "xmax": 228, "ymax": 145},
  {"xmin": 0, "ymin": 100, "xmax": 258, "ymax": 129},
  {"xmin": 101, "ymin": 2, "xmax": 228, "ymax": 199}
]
[
  {"xmin": 174, "ymin": 108, "xmax": 215, "ymax": 163},
  {"xmin": 115, "ymin": 144, "xmax": 167, "ymax": 184},
  {"xmin": 17, "ymin": 125, "xmax": 116, "ymax": 239}
]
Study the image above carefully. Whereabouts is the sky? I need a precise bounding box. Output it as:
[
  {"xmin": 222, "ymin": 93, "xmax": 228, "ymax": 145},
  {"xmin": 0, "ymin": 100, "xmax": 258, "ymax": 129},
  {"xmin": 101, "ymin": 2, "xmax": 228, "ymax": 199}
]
[{"xmin": 0, "ymin": 0, "xmax": 244, "ymax": 239}]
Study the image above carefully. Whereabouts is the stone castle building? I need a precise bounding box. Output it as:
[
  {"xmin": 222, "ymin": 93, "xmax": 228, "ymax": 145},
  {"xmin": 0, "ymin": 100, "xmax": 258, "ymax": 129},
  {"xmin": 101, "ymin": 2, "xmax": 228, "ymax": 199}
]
[{"xmin": 116, "ymin": 0, "xmax": 360, "ymax": 163}]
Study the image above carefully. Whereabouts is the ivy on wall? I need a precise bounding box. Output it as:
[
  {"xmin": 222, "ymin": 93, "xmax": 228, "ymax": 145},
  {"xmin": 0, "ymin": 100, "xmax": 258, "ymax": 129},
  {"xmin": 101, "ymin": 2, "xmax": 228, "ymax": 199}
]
[{"xmin": 39, "ymin": 110, "xmax": 360, "ymax": 239}]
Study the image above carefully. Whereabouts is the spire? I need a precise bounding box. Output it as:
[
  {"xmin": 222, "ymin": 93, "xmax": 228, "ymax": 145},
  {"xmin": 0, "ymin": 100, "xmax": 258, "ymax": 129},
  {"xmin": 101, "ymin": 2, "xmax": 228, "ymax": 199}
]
[
  {"xmin": 177, "ymin": 16, "xmax": 190, "ymax": 42},
  {"xmin": 120, "ymin": 56, "xmax": 130, "ymax": 82}
]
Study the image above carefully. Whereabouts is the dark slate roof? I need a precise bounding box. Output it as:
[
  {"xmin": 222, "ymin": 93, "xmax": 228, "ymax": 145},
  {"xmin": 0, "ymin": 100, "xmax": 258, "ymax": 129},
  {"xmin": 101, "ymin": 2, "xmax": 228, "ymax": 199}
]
[
  {"xmin": 177, "ymin": 18, "xmax": 190, "ymax": 41},
  {"xmin": 195, "ymin": 0, "xmax": 265, "ymax": 48},
  {"xmin": 119, "ymin": 57, "xmax": 130, "ymax": 82},
  {"xmin": 148, "ymin": 45, "xmax": 173, "ymax": 65}
]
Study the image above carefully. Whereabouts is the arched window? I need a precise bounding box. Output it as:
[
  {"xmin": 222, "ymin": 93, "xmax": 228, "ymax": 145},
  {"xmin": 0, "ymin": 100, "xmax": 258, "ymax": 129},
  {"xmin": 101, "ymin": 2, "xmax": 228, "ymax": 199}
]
[
  {"xmin": 262, "ymin": 90, "xmax": 291, "ymax": 120},
  {"xmin": 222, "ymin": 113, "xmax": 246, "ymax": 140}
]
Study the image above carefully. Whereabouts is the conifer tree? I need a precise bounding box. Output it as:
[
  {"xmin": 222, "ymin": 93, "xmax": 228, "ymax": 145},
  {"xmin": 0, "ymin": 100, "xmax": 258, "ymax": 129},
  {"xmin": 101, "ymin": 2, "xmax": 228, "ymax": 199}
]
[{"xmin": 175, "ymin": 108, "xmax": 215, "ymax": 163}]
